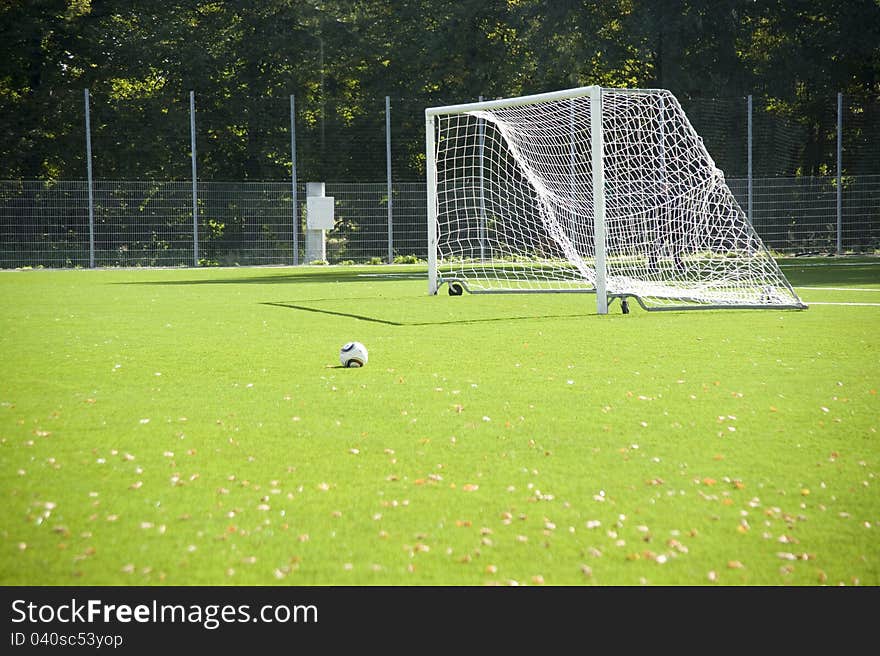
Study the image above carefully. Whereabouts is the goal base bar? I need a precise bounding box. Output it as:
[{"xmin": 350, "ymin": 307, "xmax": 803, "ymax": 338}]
[{"xmin": 437, "ymin": 279, "xmax": 809, "ymax": 312}]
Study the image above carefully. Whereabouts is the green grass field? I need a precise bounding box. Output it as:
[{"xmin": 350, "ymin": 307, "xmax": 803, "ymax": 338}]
[{"xmin": 1, "ymin": 257, "xmax": 878, "ymax": 586}]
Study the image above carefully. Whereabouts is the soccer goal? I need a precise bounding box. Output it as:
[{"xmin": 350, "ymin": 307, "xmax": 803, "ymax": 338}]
[{"xmin": 425, "ymin": 86, "xmax": 807, "ymax": 313}]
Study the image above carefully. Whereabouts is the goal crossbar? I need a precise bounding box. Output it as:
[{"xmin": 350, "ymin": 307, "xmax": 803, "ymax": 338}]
[{"xmin": 425, "ymin": 85, "xmax": 660, "ymax": 117}]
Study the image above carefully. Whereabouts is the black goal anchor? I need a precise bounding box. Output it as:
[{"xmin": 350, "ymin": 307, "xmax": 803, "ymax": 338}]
[{"xmin": 608, "ymin": 295, "xmax": 630, "ymax": 314}]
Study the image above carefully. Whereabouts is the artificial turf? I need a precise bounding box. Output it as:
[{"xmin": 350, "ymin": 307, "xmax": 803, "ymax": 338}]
[{"xmin": 1, "ymin": 258, "xmax": 878, "ymax": 585}]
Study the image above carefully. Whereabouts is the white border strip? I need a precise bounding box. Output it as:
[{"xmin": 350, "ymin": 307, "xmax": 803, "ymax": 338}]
[
  {"xmin": 797, "ymin": 286, "xmax": 880, "ymax": 292},
  {"xmin": 803, "ymin": 301, "xmax": 880, "ymax": 307},
  {"xmin": 780, "ymin": 261, "xmax": 880, "ymax": 267}
]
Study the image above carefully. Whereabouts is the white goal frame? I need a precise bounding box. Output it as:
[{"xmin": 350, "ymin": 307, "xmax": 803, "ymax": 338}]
[{"xmin": 425, "ymin": 86, "xmax": 807, "ymax": 314}]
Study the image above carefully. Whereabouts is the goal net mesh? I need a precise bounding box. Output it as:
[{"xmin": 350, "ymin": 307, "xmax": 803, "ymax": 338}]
[{"xmin": 430, "ymin": 88, "xmax": 804, "ymax": 309}]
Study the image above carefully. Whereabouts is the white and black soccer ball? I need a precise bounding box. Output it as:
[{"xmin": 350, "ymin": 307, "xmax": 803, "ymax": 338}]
[{"xmin": 340, "ymin": 341, "xmax": 368, "ymax": 368}]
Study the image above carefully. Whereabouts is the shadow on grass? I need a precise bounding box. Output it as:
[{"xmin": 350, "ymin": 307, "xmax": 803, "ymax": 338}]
[
  {"xmin": 262, "ymin": 302, "xmax": 590, "ymax": 326},
  {"xmin": 113, "ymin": 258, "xmax": 879, "ymax": 289},
  {"xmin": 117, "ymin": 269, "xmax": 425, "ymax": 286},
  {"xmin": 780, "ymin": 257, "xmax": 880, "ymax": 287}
]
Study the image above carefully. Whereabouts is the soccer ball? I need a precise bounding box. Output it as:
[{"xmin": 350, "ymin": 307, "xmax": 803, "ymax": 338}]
[{"xmin": 340, "ymin": 341, "xmax": 368, "ymax": 368}]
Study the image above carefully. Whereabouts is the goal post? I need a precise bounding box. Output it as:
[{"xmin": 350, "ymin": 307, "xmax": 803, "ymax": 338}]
[
  {"xmin": 424, "ymin": 86, "xmax": 807, "ymax": 312},
  {"xmin": 426, "ymin": 108, "xmax": 439, "ymax": 296},
  {"xmin": 589, "ymin": 86, "xmax": 607, "ymax": 314}
]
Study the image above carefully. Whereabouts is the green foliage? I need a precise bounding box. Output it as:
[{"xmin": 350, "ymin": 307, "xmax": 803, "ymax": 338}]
[
  {"xmin": 393, "ymin": 254, "xmax": 424, "ymax": 264},
  {"xmin": 0, "ymin": 0, "xmax": 877, "ymax": 181}
]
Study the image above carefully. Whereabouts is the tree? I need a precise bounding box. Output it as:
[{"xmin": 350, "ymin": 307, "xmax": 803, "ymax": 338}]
[{"xmin": 0, "ymin": 0, "xmax": 876, "ymax": 181}]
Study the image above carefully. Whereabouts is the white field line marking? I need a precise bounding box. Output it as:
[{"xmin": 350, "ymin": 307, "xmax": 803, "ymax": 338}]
[
  {"xmin": 797, "ymin": 284, "xmax": 880, "ymax": 306},
  {"xmin": 779, "ymin": 261, "xmax": 880, "ymax": 267},
  {"xmin": 797, "ymin": 287, "xmax": 880, "ymax": 292},
  {"xmin": 797, "ymin": 286, "xmax": 880, "ymax": 305},
  {"xmin": 803, "ymin": 301, "xmax": 880, "ymax": 307}
]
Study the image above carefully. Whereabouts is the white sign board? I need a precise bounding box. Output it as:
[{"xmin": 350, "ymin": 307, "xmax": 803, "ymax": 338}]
[{"xmin": 306, "ymin": 196, "xmax": 335, "ymax": 230}]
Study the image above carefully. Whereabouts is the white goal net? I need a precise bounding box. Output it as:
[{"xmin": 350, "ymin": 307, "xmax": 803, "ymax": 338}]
[{"xmin": 425, "ymin": 86, "xmax": 806, "ymax": 312}]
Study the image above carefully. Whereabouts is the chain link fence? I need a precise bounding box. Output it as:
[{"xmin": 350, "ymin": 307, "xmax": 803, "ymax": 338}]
[
  {"xmin": 0, "ymin": 180, "xmax": 430, "ymax": 268},
  {"xmin": 1, "ymin": 91, "xmax": 877, "ymax": 267},
  {"xmin": 2, "ymin": 176, "xmax": 878, "ymax": 268}
]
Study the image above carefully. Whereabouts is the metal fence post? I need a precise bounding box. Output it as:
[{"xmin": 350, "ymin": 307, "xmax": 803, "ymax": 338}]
[
  {"xmin": 747, "ymin": 94, "xmax": 753, "ymax": 225},
  {"xmin": 385, "ymin": 95, "xmax": 393, "ymax": 263},
  {"xmin": 291, "ymin": 94, "xmax": 299, "ymax": 265},
  {"xmin": 84, "ymin": 88, "xmax": 95, "ymax": 268},
  {"xmin": 190, "ymin": 90, "xmax": 199, "ymax": 266},
  {"xmin": 836, "ymin": 91, "xmax": 843, "ymax": 255}
]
